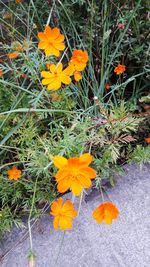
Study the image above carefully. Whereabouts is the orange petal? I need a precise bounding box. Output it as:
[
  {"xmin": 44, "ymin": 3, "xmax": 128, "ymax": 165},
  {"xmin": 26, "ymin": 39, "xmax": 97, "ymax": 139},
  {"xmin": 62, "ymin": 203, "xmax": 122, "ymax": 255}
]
[
  {"xmin": 57, "ymin": 178, "xmax": 71, "ymax": 193},
  {"xmin": 53, "ymin": 42, "xmax": 65, "ymax": 51},
  {"xmin": 92, "ymin": 207, "xmax": 103, "ymax": 224},
  {"xmin": 59, "ymin": 216, "xmax": 73, "ymax": 230},
  {"xmin": 38, "ymin": 32, "xmax": 47, "ymax": 41},
  {"xmin": 55, "ymin": 34, "xmax": 65, "ymax": 43},
  {"xmin": 62, "ymin": 200, "xmax": 77, "ymax": 217},
  {"xmin": 81, "ymin": 167, "xmax": 97, "ymax": 179},
  {"xmin": 52, "ymin": 156, "xmax": 68, "ymax": 169},
  {"xmin": 76, "ymin": 174, "xmax": 92, "ymax": 188},
  {"xmin": 55, "ymin": 169, "xmax": 70, "ymax": 182},
  {"xmin": 70, "ymin": 180, "xmax": 83, "ymax": 196},
  {"xmin": 79, "ymin": 153, "xmax": 93, "ymax": 166},
  {"xmin": 51, "ymin": 27, "xmax": 60, "ymax": 39},
  {"xmin": 53, "ymin": 216, "xmax": 60, "ymax": 230},
  {"xmin": 38, "ymin": 41, "xmax": 48, "ymax": 49}
]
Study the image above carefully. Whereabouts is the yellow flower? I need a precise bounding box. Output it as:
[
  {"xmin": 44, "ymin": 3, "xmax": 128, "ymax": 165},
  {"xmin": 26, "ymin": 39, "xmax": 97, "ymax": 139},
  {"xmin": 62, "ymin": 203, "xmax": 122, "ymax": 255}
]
[
  {"xmin": 52, "ymin": 153, "xmax": 97, "ymax": 196},
  {"xmin": 41, "ymin": 63, "xmax": 71, "ymax": 90},
  {"xmin": 50, "ymin": 198, "xmax": 77, "ymax": 230},
  {"xmin": 92, "ymin": 202, "xmax": 119, "ymax": 225},
  {"xmin": 38, "ymin": 26, "xmax": 65, "ymax": 57},
  {"xmin": 7, "ymin": 166, "xmax": 21, "ymax": 181}
]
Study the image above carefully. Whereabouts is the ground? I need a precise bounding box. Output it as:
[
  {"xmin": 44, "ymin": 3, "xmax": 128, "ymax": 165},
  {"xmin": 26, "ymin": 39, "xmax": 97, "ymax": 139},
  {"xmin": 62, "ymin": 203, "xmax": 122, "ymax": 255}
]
[{"xmin": 0, "ymin": 164, "xmax": 150, "ymax": 267}]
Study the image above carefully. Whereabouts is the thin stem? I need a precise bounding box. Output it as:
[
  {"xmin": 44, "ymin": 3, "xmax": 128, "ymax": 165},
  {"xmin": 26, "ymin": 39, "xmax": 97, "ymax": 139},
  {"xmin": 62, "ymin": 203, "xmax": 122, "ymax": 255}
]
[
  {"xmin": 54, "ymin": 231, "xmax": 66, "ymax": 266},
  {"xmin": 28, "ymin": 177, "xmax": 38, "ymax": 252},
  {"xmin": 77, "ymin": 190, "xmax": 83, "ymax": 216}
]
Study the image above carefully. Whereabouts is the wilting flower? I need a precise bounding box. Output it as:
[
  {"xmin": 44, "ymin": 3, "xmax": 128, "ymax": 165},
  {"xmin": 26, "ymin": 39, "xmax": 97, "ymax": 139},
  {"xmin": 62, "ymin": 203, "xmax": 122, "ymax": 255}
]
[
  {"xmin": 7, "ymin": 51, "xmax": 19, "ymax": 59},
  {"xmin": 51, "ymin": 92, "xmax": 62, "ymax": 102},
  {"xmin": 50, "ymin": 198, "xmax": 77, "ymax": 230},
  {"xmin": 74, "ymin": 71, "xmax": 82, "ymax": 82},
  {"xmin": 0, "ymin": 69, "xmax": 3, "ymax": 77},
  {"xmin": 69, "ymin": 49, "xmax": 88, "ymax": 71},
  {"xmin": 38, "ymin": 26, "xmax": 65, "ymax": 57},
  {"xmin": 92, "ymin": 202, "xmax": 119, "ymax": 225},
  {"xmin": 41, "ymin": 63, "xmax": 71, "ymax": 90},
  {"xmin": 51, "ymin": 153, "xmax": 97, "ymax": 196},
  {"xmin": 114, "ymin": 64, "xmax": 126, "ymax": 75},
  {"xmin": 7, "ymin": 166, "xmax": 21, "ymax": 181},
  {"xmin": 105, "ymin": 83, "xmax": 111, "ymax": 90},
  {"xmin": 145, "ymin": 137, "xmax": 150, "ymax": 144}
]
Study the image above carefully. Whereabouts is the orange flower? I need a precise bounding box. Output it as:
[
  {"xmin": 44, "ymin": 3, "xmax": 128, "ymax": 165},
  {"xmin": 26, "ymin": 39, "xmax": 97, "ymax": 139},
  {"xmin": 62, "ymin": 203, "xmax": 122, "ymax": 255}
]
[
  {"xmin": 38, "ymin": 26, "xmax": 65, "ymax": 57},
  {"xmin": 41, "ymin": 63, "xmax": 71, "ymax": 90},
  {"xmin": 114, "ymin": 64, "xmax": 126, "ymax": 75},
  {"xmin": 105, "ymin": 83, "xmax": 111, "ymax": 90},
  {"xmin": 51, "ymin": 153, "xmax": 97, "ymax": 196},
  {"xmin": 16, "ymin": 0, "xmax": 23, "ymax": 3},
  {"xmin": 7, "ymin": 166, "xmax": 21, "ymax": 181},
  {"xmin": 74, "ymin": 71, "xmax": 82, "ymax": 82},
  {"xmin": 0, "ymin": 69, "xmax": 3, "ymax": 77},
  {"xmin": 50, "ymin": 198, "xmax": 77, "ymax": 230},
  {"xmin": 69, "ymin": 49, "xmax": 88, "ymax": 71},
  {"xmin": 145, "ymin": 137, "xmax": 150, "ymax": 144},
  {"xmin": 92, "ymin": 202, "xmax": 119, "ymax": 225},
  {"xmin": 7, "ymin": 52, "xmax": 19, "ymax": 59}
]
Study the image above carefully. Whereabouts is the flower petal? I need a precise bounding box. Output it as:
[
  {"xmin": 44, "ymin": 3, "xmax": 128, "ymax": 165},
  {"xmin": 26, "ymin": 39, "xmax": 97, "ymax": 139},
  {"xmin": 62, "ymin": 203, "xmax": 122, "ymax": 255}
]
[
  {"xmin": 57, "ymin": 178, "xmax": 71, "ymax": 193},
  {"xmin": 80, "ymin": 167, "xmax": 97, "ymax": 179},
  {"xmin": 52, "ymin": 156, "xmax": 68, "ymax": 169},
  {"xmin": 61, "ymin": 74, "xmax": 71, "ymax": 85},
  {"xmin": 70, "ymin": 180, "xmax": 83, "ymax": 196},
  {"xmin": 41, "ymin": 71, "xmax": 53, "ymax": 78},
  {"xmin": 53, "ymin": 216, "xmax": 60, "ymax": 230},
  {"xmin": 55, "ymin": 34, "xmax": 65, "ymax": 43},
  {"xmin": 38, "ymin": 41, "xmax": 48, "ymax": 49},
  {"xmin": 79, "ymin": 153, "xmax": 93, "ymax": 166},
  {"xmin": 76, "ymin": 174, "xmax": 92, "ymax": 188},
  {"xmin": 47, "ymin": 80, "xmax": 61, "ymax": 90},
  {"xmin": 62, "ymin": 200, "xmax": 77, "ymax": 217},
  {"xmin": 53, "ymin": 42, "xmax": 65, "ymax": 51},
  {"xmin": 38, "ymin": 32, "xmax": 47, "ymax": 41},
  {"xmin": 51, "ymin": 27, "xmax": 60, "ymax": 39},
  {"xmin": 59, "ymin": 216, "xmax": 72, "ymax": 230}
]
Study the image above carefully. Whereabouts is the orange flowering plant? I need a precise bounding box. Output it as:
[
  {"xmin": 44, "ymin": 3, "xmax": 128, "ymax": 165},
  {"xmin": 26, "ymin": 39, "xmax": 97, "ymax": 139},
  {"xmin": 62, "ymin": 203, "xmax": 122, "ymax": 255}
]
[
  {"xmin": 38, "ymin": 26, "xmax": 65, "ymax": 57},
  {"xmin": 41, "ymin": 63, "xmax": 72, "ymax": 91},
  {"xmin": 92, "ymin": 202, "xmax": 119, "ymax": 225},
  {"xmin": 38, "ymin": 25, "xmax": 88, "ymax": 91},
  {"xmin": 51, "ymin": 153, "xmax": 97, "ymax": 196},
  {"xmin": 50, "ymin": 198, "xmax": 77, "ymax": 230},
  {"xmin": 7, "ymin": 166, "xmax": 21, "ymax": 181},
  {"xmin": 114, "ymin": 63, "xmax": 126, "ymax": 75}
]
